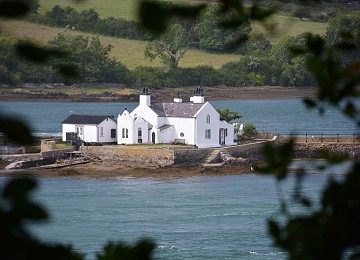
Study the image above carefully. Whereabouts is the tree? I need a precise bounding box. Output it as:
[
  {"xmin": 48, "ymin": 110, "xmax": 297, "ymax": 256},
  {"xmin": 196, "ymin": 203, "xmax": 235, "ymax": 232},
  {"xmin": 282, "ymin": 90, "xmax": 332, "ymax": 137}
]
[
  {"xmin": 325, "ymin": 15, "xmax": 360, "ymax": 67},
  {"xmin": 245, "ymin": 33, "xmax": 272, "ymax": 56},
  {"xmin": 77, "ymin": 8, "xmax": 100, "ymax": 32},
  {"xmin": 46, "ymin": 6, "xmax": 79, "ymax": 28},
  {"xmin": 293, "ymin": 6, "xmax": 310, "ymax": 21},
  {"xmin": 270, "ymin": 34, "xmax": 314, "ymax": 86},
  {"xmin": 48, "ymin": 33, "xmax": 133, "ymax": 85},
  {"xmin": 28, "ymin": 0, "xmax": 39, "ymax": 13},
  {"xmin": 194, "ymin": 3, "xmax": 252, "ymax": 52},
  {"xmin": 243, "ymin": 122, "xmax": 258, "ymax": 138},
  {"xmin": 216, "ymin": 108, "xmax": 242, "ymax": 122},
  {"xmin": 144, "ymin": 23, "xmax": 193, "ymax": 69}
]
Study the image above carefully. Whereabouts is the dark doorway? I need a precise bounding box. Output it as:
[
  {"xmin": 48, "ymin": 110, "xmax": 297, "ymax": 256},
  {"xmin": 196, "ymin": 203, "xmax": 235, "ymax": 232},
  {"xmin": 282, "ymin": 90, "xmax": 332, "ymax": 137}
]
[
  {"xmin": 219, "ymin": 128, "xmax": 225, "ymax": 145},
  {"xmin": 152, "ymin": 132, "xmax": 156, "ymax": 144}
]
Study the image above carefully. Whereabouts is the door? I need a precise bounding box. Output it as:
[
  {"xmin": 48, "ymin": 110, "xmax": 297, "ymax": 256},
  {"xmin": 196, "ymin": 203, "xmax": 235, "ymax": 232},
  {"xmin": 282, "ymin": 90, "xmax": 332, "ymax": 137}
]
[
  {"xmin": 76, "ymin": 126, "xmax": 84, "ymax": 141},
  {"xmin": 219, "ymin": 128, "xmax": 225, "ymax": 145},
  {"xmin": 152, "ymin": 132, "xmax": 156, "ymax": 144}
]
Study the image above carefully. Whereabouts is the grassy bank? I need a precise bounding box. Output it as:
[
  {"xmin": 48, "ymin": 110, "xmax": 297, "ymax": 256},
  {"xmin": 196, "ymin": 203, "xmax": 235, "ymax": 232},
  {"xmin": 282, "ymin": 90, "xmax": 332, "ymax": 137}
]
[{"xmin": 0, "ymin": 19, "xmax": 242, "ymax": 69}]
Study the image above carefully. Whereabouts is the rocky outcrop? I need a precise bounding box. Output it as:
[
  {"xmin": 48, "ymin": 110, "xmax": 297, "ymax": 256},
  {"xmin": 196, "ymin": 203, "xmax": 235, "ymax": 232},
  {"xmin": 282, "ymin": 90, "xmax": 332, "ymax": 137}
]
[{"xmin": 293, "ymin": 143, "xmax": 360, "ymax": 159}]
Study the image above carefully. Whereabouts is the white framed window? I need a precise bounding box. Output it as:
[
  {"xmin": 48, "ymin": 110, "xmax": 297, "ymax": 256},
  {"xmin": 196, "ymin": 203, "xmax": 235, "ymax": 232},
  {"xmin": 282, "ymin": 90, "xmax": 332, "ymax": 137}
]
[
  {"xmin": 205, "ymin": 129, "xmax": 211, "ymax": 139},
  {"xmin": 122, "ymin": 128, "xmax": 129, "ymax": 138},
  {"xmin": 206, "ymin": 114, "xmax": 210, "ymax": 124},
  {"xmin": 100, "ymin": 127, "xmax": 104, "ymax": 137},
  {"xmin": 76, "ymin": 126, "xmax": 83, "ymax": 135}
]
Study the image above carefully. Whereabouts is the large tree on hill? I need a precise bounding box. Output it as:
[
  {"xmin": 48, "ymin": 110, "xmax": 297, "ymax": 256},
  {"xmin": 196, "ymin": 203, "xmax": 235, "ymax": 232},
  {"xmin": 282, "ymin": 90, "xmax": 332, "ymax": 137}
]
[
  {"xmin": 193, "ymin": 3, "xmax": 251, "ymax": 52},
  {"xmin": 325, "ymin": 15, "xmax": 360, "ymax": 66},
  {"xmin": 48, "ymin": 33, "xmax": 133, "ymax": 85},
  {"xmin": 144, "ymin": 23, "xmax": 194, "ymax": 69}
]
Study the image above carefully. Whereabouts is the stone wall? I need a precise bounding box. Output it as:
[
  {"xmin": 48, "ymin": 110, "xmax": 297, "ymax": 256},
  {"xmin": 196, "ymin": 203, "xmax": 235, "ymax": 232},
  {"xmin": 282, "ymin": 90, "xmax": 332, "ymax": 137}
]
[
  {"xmin": 41, "ymin": 147, "xmax": 74, "ymax": 157},
  {"xmin": 174, "ymin": 149, "xmax": 212, "ymax": 165},
  {"xmin": 41, "ymin": 140, "xmax": 56, "ymax": 152},
  {"xmin": 80, "ymin": 146, "xmax": 174, "ymax": 166},
  {"xmin": 223, "ymin": 141, "xmax": 269, "ymax": 159},
  {"xmin": 293, "ymin": 143, "xmax": 360, "ymax": 159},
  {"xmin": 19, "ymin": 157, "xmax": 56, "ymax": 169}
]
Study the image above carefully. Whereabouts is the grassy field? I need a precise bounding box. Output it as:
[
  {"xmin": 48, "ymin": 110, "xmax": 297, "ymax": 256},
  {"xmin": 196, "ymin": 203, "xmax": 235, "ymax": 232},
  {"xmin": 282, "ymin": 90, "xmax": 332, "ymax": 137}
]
[
  {"xmin": 1, "ymin": 1, "xmax": 329, "ymax": 70},
  {"xmin": 252, "ymin": 15, "xmax": 327, "ymax": 43},
  {"xmin": 0, "ymin": 19, "xmax": 242, "ymax": 69},
  {"xmin": 38, "ymin": 0, "xmax": 328, "ymax": 43},
  {"xmin": 38, "ymin": 0, "xmax": 138, "ymax": 20},
  {"xmin": 38, "ymin": 0, "xmax": 205, "ymax": 20}
]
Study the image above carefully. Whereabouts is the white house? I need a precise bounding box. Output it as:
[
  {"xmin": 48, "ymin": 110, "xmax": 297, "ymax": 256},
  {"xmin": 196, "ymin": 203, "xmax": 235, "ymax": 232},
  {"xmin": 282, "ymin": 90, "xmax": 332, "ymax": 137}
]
[
  {"xmin": 62, "ymin": 114, "xmax": 117, "ymax": 144},
  {"xmin": 117, "ymin": 87, "xmax": 236, "ymax": 148}
]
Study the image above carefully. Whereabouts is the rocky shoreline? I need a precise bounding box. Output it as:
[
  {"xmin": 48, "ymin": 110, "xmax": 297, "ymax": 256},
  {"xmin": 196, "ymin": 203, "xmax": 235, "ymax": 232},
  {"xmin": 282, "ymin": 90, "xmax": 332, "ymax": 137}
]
[
  {"xmin": 1, "ymin": 140, "xmax": 359, "ymax": 180},
  {"xmin": 0, "ymin": 84, "xmax": 317, "ymax": 102}
]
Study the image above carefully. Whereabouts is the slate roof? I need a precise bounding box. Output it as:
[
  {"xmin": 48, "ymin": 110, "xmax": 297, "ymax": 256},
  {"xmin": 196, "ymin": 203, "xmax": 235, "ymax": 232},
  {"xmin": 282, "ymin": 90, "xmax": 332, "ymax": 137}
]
[
  {"xmin": 150, "ymin": 102, "xmax": 204, "ymax": 118},
  {"xmin": 62, "ymin": 114, "xmax": 114, "ymax": 125}
]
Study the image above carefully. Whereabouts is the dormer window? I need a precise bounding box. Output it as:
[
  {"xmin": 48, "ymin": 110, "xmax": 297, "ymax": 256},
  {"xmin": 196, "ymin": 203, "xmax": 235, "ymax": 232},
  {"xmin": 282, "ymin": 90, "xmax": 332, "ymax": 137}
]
[{"xmin": 206, "ymin": 115, "xmax": 210, "ymax": 124}]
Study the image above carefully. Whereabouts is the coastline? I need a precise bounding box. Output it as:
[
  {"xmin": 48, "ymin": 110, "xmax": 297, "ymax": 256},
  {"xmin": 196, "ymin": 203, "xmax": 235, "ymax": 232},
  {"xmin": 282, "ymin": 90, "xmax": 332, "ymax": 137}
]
[
  {"xmin": 1, "ymin": 163, "xmax": 254, "ymax": 180},
  {"xmin": 0, "ymin": 86, "xmax": 317, "ymax": 102}
]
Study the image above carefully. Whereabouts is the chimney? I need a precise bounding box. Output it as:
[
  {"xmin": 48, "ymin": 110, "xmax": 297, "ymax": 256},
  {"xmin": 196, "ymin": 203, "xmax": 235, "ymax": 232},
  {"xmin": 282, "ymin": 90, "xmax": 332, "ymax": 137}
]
[
  {"xmin": 174, "ymin": 91, "xmax": 182, "ymax": 103},
  {"xmin": 139, "ymin": 87, "xmax": 151, "ymax": 106},
  {"xmin": 190, "ymin": 86, "xmax": 205, "ymax": 103}
]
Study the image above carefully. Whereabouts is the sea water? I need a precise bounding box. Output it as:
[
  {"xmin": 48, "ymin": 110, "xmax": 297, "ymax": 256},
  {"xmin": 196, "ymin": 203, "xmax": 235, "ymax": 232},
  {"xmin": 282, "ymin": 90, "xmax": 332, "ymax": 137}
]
[
  {"xmin": 0, "ymin": 99, "xmax": 358, "ymax": 136},
  {"xmin": 0, "ymin": 174, "xmax": 339, "ymax": 259},
  {"xmin": 0, "ymin": 99, "xmax": 355, "ymax": 259}
]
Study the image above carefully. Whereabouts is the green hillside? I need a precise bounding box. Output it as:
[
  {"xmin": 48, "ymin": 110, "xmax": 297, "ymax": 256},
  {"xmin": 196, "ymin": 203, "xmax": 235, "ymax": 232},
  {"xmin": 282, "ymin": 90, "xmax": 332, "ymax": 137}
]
[
  {"xmin": 0, "ymin": 19, "xmax": 242, "ymax": 69},
  {"xmin": 252, "ymin": 15, "xmax": 327, "ymax": 43},
  {"xmin": 38, "ymin": 0, "xmax": 205, "ymax": 20},
  {"xmin": 38, "ymin": 0, "xmax": 328, "ymax": 44},
  {"xmin": 1, "ymin": 1, "xmax": 329, "ymax": 70}
]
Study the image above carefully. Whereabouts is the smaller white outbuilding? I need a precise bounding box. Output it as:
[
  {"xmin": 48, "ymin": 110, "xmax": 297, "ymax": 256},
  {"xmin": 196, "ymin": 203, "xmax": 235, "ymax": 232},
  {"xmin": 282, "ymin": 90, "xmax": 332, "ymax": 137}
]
[{"xmin": 62, "ymin": 114, "xmax": 117, "ymax": 144}]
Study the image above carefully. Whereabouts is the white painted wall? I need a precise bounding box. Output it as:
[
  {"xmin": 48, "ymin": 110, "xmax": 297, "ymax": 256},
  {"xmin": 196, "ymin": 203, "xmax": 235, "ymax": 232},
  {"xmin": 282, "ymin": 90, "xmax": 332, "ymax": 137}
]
[
  {"xmin": 133, "ymin": 117, "xmax": 149, "ymax": 144},
  {"xmin": 117, "ymin": 110, "xmax": 134, "ymax": 144},
  {"xmin": 194, "ymin": 102, "xmax": 221, "ymax": 148},
  {"xmin": 220, "ymin": 120, "xmax": 236, "ymax": 146},
  {"xmin": 166, "ymin": 117, "xmax": 195, "ymax": 145},
  {"xmin": 62, "ymin": 124, "xmax": 75, "ymax": 142},
  {"xmin": 62, "ymin": 124, "xmax": 98, "ymax": 143},
  {"xmin": 131, "ymin": 105, "xmax": 159, "ymax": 128},
  {"xmin": 160, "ymin": 126, "xmax": 174, "ymax": 143},
  {"xmin": 98, "ymin": 118, "xmax": 117, "ymax": 143},
  {"xmin": 82, "ymin": 125, "xmax": 98, "ymax": 143}
]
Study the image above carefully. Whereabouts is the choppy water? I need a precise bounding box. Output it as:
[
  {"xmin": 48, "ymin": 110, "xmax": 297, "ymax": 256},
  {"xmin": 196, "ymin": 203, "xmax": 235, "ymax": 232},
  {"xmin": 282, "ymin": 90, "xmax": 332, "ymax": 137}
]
[
  {"xmin": 0, "ymin": 174, "xmax": 340, "ymax": 259},
  {"xmin": 0, "ymin": 99, "xmax": 358, "ymax": 136}
]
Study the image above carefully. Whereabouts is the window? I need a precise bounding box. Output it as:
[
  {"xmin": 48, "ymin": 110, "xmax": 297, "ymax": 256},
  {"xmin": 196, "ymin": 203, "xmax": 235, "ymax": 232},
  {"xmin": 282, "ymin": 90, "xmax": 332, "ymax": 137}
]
[
  {"xmin": 180, "ymin": 132, "xmax": 184, "ymax": 137},
  {"xmin": 138, "ymin": 128, "xmax": 142, "ymax": 143},
  {"xmin": 225, "ymin": 129, "xmax": 228, "ymax": 137},
  {"xmin": 76, "ymin": 126, "xmax": 83, "ymax": 135},
  {"xmin": 100, "ymin": 127, "xmax": 104, "ymax": 137},
  {"xmin": 122, "ymin": 128, "xmax": 129, "ymax": 138},
  {"xmin": 111, "ymin": 129, "xmax": 116, "ymax": 138},
  {"xmin": 205, "ymin": 129, "xmax": 211, "ymax": 139},
  {"xmin": 206, "ymin": 114, "xmax": 210, "ymax": 124}
]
